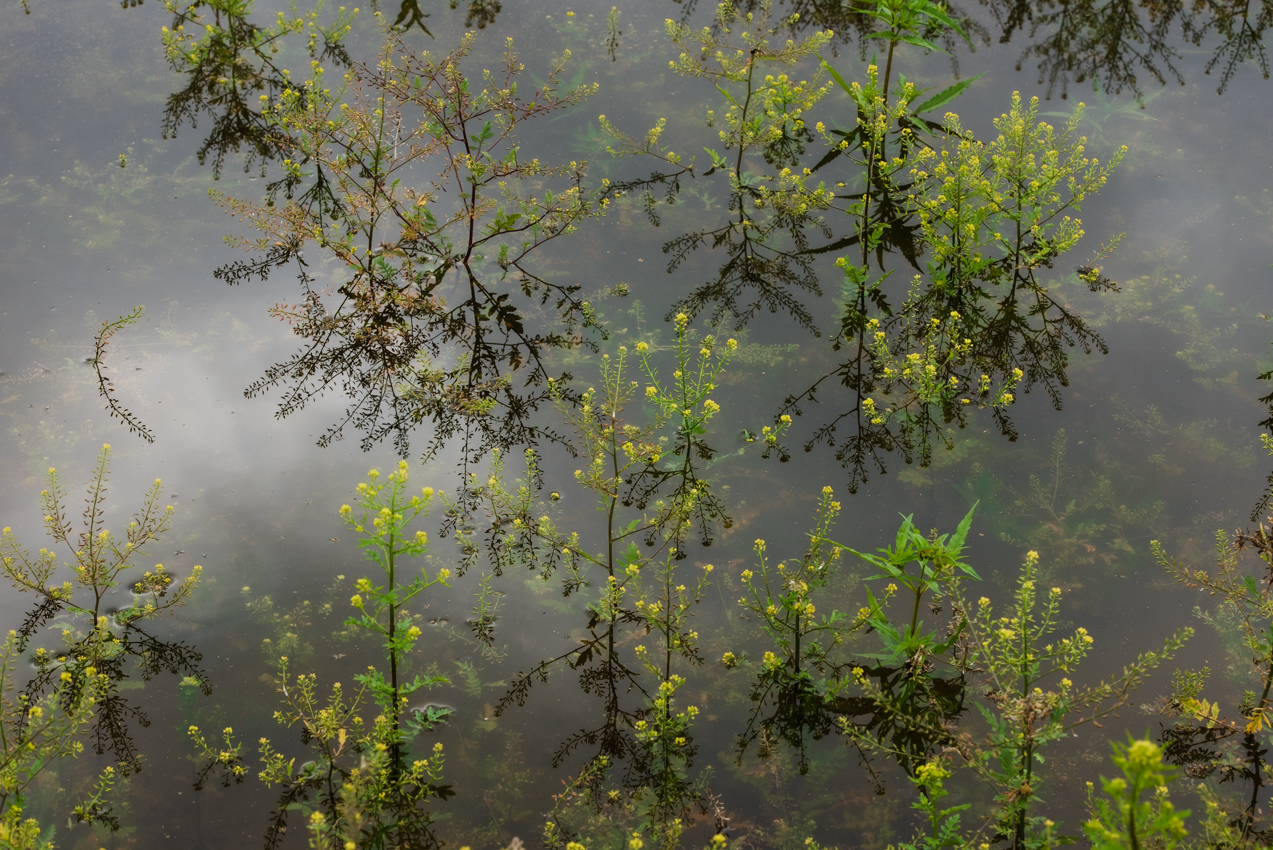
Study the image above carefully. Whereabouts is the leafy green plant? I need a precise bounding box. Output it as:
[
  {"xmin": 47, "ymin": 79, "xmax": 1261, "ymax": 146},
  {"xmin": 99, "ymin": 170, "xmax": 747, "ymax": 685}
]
[
  {"xmin": 952, "ymin": 550, "xmax": 1189, "ymax": 848},
  {"xmin": 892, "ymin": 759, "xmax": 970, "ymax": 850},
  {"xmin": 852, "ymin": 0, "xmax": 972, "ymax": 106},
  {"xmin": 160, "ymin": 0, "xmax": 356, "ymax": 184},
  {"xmin": 1155, "ymin": 528, "xmax": 1273, "ymax": 841},
  {"xmin": 0, "ymin": 632, "xmax": 112, "ymax": 850},
  {"xmin": 339, "ymin": 466, "xmax": 447, "ymax": 738},
  {"xmin": 600, "ymin": 1, "xmax": 836, "ymax": 331},
  {"xmin": 456, "ymin": 319, "xmax": 793, "ymax": 841},
  {"xmin": 215, "ymin": 24, "xmax": 613, "ymax": 471},
  {"xmin": 459, "ymin": 314, "xmax": 744, "ymax": 581},
  {"xmin": 0, "ymin": 628, "xmax": 110, "ymax": 844},
  {"xmin": 834, "ymin": 502, "xmax": 977, "ymax": 668},
  {"xmin": 725, "ymin": 497, "xmax": 976, "ymax": 782},
  {"xmin": 897, "ymin": 93, "xmax": 1124, "ymax": 407},
  {"xmin": 0, "ymin": 443, "xmax": 204, "ymax": 774},
  {"xmin": 1083, "ymin": 737, "xmax": 1189, "ymax": 850},
  {"xmin": 792, "ymin": 74, "xmax": 1123, "ymax": 488},
  {"xmin": 727, "ymin": 488, "xmax": 865, "ymax": 773},
  {"xmin": 627, "ymin": 551, "xmax": 716, "ymax": 850},
  {"xmin": 191, "ymin": 462, "xmax": 453, "ymax": 848}
]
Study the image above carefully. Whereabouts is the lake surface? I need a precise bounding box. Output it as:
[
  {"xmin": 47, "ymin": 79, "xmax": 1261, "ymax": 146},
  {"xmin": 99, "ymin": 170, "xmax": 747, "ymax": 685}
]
[{"xmin": 2, "ymin": 0, "xmax": 1272, "ymax": 847}]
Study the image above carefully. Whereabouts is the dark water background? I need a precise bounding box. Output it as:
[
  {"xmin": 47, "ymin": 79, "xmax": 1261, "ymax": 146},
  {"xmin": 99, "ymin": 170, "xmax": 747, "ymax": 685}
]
[{"xmin": 1, "ymin": 0, "xmax": 1272, "ymax": 846}]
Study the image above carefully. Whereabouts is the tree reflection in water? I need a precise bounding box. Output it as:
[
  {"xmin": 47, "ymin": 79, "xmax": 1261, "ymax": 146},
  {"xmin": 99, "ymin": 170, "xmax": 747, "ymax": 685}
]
[
  {"xmin": 22, "ymin": 618, "xmax": 209, "ymax": 776},
  {"xmin": 723, "ymin": 0, "xmax": 1271, "ymax": 95},
  {"xmin": 737, "ymin": 661, "xmax": 967, "ymax": 786},
  {"xmin": 602, "ymin": 8, "xmax": 1119, "ymax": 490},
  {"xmin": 127, "ymin": 0, "xmax": 1272, "ymax": 492},
  {"xmin": 172, "ymin": 25, "xmax": 618, "ymax": 524},
  {"xmin": 86, "ymin": 0, "xmax": 1273, "ymax": 841}
]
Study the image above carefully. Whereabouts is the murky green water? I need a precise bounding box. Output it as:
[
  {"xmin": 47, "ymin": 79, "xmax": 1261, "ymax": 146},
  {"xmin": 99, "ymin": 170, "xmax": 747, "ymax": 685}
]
[{"xmin": 2, "ymin": 0, "xmax": 1273, "ymax": 847}]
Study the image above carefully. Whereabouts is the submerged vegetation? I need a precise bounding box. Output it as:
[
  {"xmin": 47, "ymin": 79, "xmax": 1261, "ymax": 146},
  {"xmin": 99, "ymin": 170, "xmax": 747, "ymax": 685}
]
[{"xmin": 3, "ymin": 0, "xmax": 1273, "ymax": 848}]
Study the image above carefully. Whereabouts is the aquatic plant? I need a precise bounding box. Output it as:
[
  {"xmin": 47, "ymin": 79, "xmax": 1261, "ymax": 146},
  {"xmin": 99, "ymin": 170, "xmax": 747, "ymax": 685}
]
[
  {"xmin": 598, "ymin": 1, "xmax": 1124, "ymax": 489},
  {"xmin": 726, "ymin": 491, "xmax": 868, "ymax": 774},
  {"xmin": 1083, "ymin": 737, "xmax": 1190, "ymax": 850},
  {"xmin": 192, "ymin": 461, "xmax": 453, "ymax": 848},
  {"xmin": 0, "ymin": 631, "xmax": 112, "ymax": 849},
  {"xmin": 1155, "ymin": 527, "xmax": 1273, "ymax": 842},
  {"xmin": 91, "ymin": 307, "xmax": 153, "ymax": 444},
  {"xmin": 160, "ymin": 0, "xmax": 356, "ymax": 187},
  {"xmin": 459, "ymin": 319, "xmax": 763, "ymax": 839},
  {"xmin": 719, "ymin": 498, "xmax": 980, "ymax": 784},
  {"xmin": 600, "ymin": 2, "xmax": 836, "ymax": 332},
  {"xmin": 853, "ymin": 0, "xmax": 973, "ymax": 106},
  {"xmin": 339, "ymin": 463, "xmax": 449, "ymax": 741},
  {"xmin": 802, "ymin": 86, "xmax": 1123, "ymax": 490},
  {"xmin": 1040, "ymin": 77, "xmax": 1163, "ymax": 150},
  {"xmin": 949, "ymin": 551, "xmax": 1189, "ymax": 848},
  {"xmin": 834, "ymin": 503, "xmax": 978, "ymax": 671},
  {"xmin": 240, "ymin": 573, "xmax": 351, "ymax": 666},
  {"xmin": 0, "ymin": 444, "xmax": 204, "ymax": 774},
  {"xmin": 214, "ymin": 23, "xmax": 615, "ymax": 479},
  {"xmin": 890, "ymin": 759, "xmax": 969, "ymax": 850}
]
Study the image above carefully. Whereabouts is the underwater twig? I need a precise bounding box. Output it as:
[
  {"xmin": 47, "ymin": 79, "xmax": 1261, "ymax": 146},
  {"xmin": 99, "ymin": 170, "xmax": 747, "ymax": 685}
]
[{"xmin": 92, "ymin": 306, "xmax": 154, "ymax": 443}]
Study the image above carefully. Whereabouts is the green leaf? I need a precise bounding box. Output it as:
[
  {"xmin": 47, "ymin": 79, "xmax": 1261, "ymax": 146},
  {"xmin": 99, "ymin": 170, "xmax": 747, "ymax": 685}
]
[
  {"xmin": 913, "ymin": 74, "xmax": 984, "ymax": 115},
  {"xmin": 820, "ymin": 58, "xmax": 855, "ymax": 95},
  {"xmin": 898, "ymin": 34, "xmax": 947, "ymax": 54},
  {"xmin": 895, "ymin": 513, "xmax": 916, "ymax": 550},
  {"xmin": 948, "ymin": 502, "xmax": 978, "ymax": 555},
  {"xmin": 1243, "ymin": 575, "xmax": 1260, "ymax": 599},
  {"xmin": 931, "ymin": 619, "xmax": 966, "ymax": 654}
]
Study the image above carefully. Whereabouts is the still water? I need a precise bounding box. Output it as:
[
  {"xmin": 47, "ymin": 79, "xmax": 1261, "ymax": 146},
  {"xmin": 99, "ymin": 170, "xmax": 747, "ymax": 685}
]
[{"xmin": 1, "ymin": 0, "xmax": 1272, "ymax": 846}]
